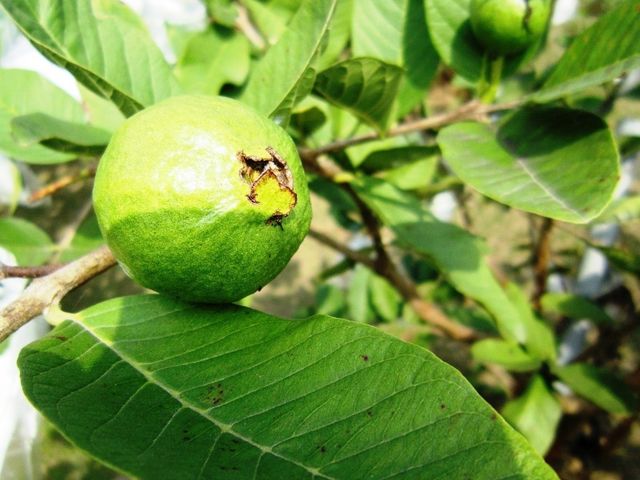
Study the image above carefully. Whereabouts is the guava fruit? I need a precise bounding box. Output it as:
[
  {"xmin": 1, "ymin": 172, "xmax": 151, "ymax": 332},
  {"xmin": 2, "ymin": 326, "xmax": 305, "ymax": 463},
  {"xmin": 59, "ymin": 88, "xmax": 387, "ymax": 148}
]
[
  {"xmin": 470, "ymin": 0, "xmax": 550, "ymax": 56},
  {"xmin": 93, "ymin": 95, "xmax": 312, "ymax": 303}
]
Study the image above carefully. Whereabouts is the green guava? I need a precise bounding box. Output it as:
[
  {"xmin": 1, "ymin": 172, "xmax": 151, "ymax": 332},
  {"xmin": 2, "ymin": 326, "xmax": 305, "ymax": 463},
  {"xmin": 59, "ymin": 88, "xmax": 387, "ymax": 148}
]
[
  {"xmin": 470, "ymin": 0, "xmax": 550, "ymax": 56},
  {"xmin": 93, "ymin": 95, "xmax": 312, "ymax": 303}
]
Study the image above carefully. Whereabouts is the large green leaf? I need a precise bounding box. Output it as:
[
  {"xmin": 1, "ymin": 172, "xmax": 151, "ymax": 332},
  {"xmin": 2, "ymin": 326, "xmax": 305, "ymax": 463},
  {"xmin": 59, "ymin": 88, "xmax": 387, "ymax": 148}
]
[
  {"xmin": 241, "ymin": 0, "xmax": 337, "ymax": 124},
  {"xmin": 11, "ymin": 113, "xmax": 111, "ymax": 156},
  {"xmin": 352, "ymin": 177, "xmax": 527, "ymax": 343},
  {"xmin": 502, "ymin": 376, "xmax": 561, "ymax": 456},
  {"xmin": 314, "ymin": 58, "xmax": 402, "ymax": 132},
  {"xmin": 352, "ymin": 0, "xmax": 438, "ymax": 116},
  {"xmin": 0, "ymin": 217, "xmax": 53, "ymax": 265},
  {"xmin": 0, "ymin": 0, "xmax": 181, "ymax": 116},
  {"xmin": 19, "ymin": 294, "xmax": 557, "ymax": 479},
  {"xmin": 438, "ymin": 107, "xmax": 619, "ymax": 223},
  {"xmin": 553, "ymin": 363, "xmax": 638, "ymax": 415},
  {"xmin": 425, "ymin": 0, "xmax": 536, "ymax": 83},
  {"xmin": 533, "ymin": 1, "xmax": 640, "ymax": 103},
  {"xmin": 0, "ymin": 69, "xmax": 84, "ymax": 164}
]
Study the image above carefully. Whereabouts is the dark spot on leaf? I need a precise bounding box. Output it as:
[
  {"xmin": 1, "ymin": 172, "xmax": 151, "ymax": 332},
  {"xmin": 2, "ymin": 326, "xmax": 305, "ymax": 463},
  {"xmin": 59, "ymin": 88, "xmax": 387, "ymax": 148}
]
[
  {"xmin": 54, "ymin": 336, "xmax": 67, "ymax": 341},
  {"xmin": 491, "ymin": 413, "xmax": 497, "ymax": 421},
  {"xmin": 360, "ymin": 354, "xmax": 369, "ymax": 362},
  {"xmin": 320, "ymin": 446, "xmax": 326, "ymax": 453},
  {"xmin": 232, "ymin": 439, "xmax": 240, "ymax": 445},
  {"xmin": 367, "ymin": 410, "xmax": 373, "ymax": 417},
  {"xmin": 183, "ymin": 436, "xmax": 192, "ymax": 442},
  {"xmin": 440, "ymin": 404, "xmax": 446, "ymax": 410}
]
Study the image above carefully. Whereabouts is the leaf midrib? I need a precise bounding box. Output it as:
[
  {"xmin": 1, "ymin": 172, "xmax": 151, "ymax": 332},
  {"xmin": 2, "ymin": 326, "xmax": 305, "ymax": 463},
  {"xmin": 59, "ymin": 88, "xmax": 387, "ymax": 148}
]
[{"xmin": 74, "ymin": 313, "xmax": 334, "ymax": 479}]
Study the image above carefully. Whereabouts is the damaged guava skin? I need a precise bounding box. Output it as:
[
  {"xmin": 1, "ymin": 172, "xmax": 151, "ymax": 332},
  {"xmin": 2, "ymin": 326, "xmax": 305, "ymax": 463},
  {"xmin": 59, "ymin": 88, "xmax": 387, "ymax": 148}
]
[
  {"xmin": 92, "ymin": 95, "xmax": 312, "ymax": 303},
  {"xmin": 470, "ymin": 0, "xmax": 550, "ymax": 56}
]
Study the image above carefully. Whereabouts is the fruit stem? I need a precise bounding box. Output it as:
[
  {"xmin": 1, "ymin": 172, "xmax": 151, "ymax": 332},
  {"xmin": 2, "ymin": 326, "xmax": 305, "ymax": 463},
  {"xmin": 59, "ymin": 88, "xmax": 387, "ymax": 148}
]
[{"xmin": 478, "ymin": 54, "xmax": 504, "ymax": 104}]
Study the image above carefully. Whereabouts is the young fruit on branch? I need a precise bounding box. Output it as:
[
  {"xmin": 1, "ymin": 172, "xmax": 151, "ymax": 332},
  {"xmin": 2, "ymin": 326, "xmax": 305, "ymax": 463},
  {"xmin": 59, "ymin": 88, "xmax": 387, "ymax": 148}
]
[
  {"xmin": 470, "ymin": 0, "xmax": 551, "ymax": 56},
  {"xmin": 93, "ymin": 95, "xmax": 312, "ymax": 303}
]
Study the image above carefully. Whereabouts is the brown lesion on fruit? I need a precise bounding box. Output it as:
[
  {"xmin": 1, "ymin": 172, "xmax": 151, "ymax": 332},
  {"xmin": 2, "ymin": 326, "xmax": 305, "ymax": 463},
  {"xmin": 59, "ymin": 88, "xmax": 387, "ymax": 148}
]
[{"xmin": 238, "ymin": 147, "xmax": 297, "ymax": 227}]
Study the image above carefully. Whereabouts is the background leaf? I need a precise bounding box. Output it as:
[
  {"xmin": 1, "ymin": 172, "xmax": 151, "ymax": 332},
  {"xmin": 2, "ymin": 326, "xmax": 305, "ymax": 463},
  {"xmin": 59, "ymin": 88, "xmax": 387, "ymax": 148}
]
[
  {"xmin": 0, "ymin": 217, "xmax": 52, "ymax": 265},
  {"xmin": 0, "ymin": 69, "xmax": 85, "ymax": 164},
  {"xmin": 0, "ymin": 0, "xmax": 181, "ymax": 116},
  {"xmin": 314, "ymin": 58, "xmax": 402, "ymax": 131},
  {"xmin": 438, "ymin": 107, "xmax": 619, "ymax": 223},
  {"xmin": 471, "ymin": 339, "xmax": 541, "ymax": 372},
  {"xmin": 10, "ymin": 113, "xmax": 111, "ymax": 156},
  {"xmin": 553, "ymin": 363, "xmax": 638, "ymax": 414},
  {"xmin": 19, "ymin": 294, "xmax": 557, "ymax": 479},
  {"xmin": 353, "ymin": 177, "xmax": 527, "ymax": 343},
  {"xmin": 241, "ymin": 0, "xmax": 337, "ymax": 124},
  {"xmin": 540, "ymin": 293, "xmax": 612, "ymax": 325},
  {"xmin": 58, "ymin": 212, "xmax": 104, "ymax": 263},
  {"xmin": 352, "ymin": 0, "xmax": 438, "ymax": 116},
  {"xmin": 502, "ymin": 376, "xmax": 561, "ymax": 456},
  {"xmin": 533, "ymin": 1, "xmax": 640, "ymax": 103},
  {"xmin": 174, "ymin": 29, "xmax": 250, "ymax": 96}
]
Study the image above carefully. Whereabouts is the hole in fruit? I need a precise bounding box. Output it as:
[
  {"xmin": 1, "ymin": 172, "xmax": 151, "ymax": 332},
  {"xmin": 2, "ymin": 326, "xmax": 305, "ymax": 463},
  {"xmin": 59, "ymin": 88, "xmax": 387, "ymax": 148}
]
[{"xmin": 238, "ymin": 147, "xmax": 297, "ymax": 226}]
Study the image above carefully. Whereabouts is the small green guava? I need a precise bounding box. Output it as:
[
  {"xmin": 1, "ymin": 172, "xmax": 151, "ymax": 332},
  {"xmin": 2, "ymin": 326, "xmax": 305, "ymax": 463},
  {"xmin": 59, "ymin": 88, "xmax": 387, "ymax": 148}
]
[
  {"xmin": 470, "ymin": 0, "xmax": 550, "ymax": 56},
  {"xmin": 93, "ymin": 95, "xmax": 312, "ymax": 303}
]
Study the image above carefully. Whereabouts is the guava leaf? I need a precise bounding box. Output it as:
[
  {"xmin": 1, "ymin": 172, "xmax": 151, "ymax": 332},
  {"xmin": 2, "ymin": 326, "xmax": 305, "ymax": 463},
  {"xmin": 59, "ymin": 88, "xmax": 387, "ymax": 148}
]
[
  {"xmin": 352, "ymin": 0, "xmax": 438, "ymax": 117},
  {"xmin": 502, "ymin": 376, "xmax": 561, "ymax": 456},
  {"xmin": 19, "ymin": 294, "xmax": 557, "ymax": 479},
  {"xmin": 352, "ymin": 177, "xmax": 527, "ymax": 343},
  {"xmin": 438, "ymin": 107, "xmax": 619, "ymax": 223},
  {"xmin": 0, "ymin": 69, "xmax": 84, "ymax": 164},
  {"xmin": 241, "ymin": 0, "xmax": 337, "ymax": 125},
  {"xmin": 425, "ymin": 0, "xmax": 537, "ymax": 83},
  {"xmin": 313, "ymin": 58, "xmax": 403, "ymax": 132},
  {"xmin": 553, "ymin": 363, "xmax": 638, "ymax": 415},
  {"xmin": 540, "ymin": 293, "xmax": 612, "ymax": 326},
  {"xmin": 0, "ymin": 217, "xmax": 53, "ymax": 266},
  {"xmin": 11, "ymin": 113, "xmax": 111, "ymax": 156},
  {"xmin": 0, "ymin": 0, "xmax": 181, "ymax": 117},
  {"xmin": 174, "ymin": 29, "xmax": 250, "ymax": 96},
  {"xmin": 471, "ymin": 339, "xmax": 541, "ymax": 372},
  {"xmin": 533, "ymin": 0, "xmax": 640, "ymax": 103},
  {"xmin": 58, "ymin": 212, "xmax": 104, "ymax": 263}
]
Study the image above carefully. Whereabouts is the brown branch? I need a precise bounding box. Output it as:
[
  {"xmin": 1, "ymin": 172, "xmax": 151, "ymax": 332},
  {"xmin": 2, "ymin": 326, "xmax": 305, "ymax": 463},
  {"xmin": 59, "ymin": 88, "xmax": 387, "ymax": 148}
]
[
  {"xmin": 309, "ymin": 228, "xmax": 477, "ymax": 341},
  {"xmin": 28, "ymin": 164, "xmax": 97, "ymax": 203},
  {"xmin": 235, "ymin": 3, "xmax": 266, "ymax": 50},
  {"xmin": 0, "ymin": 245, "xmax": 116, "ymax": 342},
  {"xmin": 0, "ymin": 263, "xmax": 64, "ymax": 280},
  {"xmin": 308, "ymin": 230, "xmax": 375, "ymax": 269},
  {"xmin": 299, "ymin": 100, "xmax": 521, "ymax": 160},
  {"xmin": 532, "ymin": 218, "xmax": 554, "ymax": 308}
]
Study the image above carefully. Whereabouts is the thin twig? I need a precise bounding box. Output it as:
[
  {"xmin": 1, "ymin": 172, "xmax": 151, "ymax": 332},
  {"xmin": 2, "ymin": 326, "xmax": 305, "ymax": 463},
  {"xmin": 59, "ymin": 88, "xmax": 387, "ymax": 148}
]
[
  {"xmin": 0, "ymin": 246, "xmax": 116, "ymax": 342},
  {"xmin": 28, "ymin": 164, "xmax": 97, "ymax": 203},
  {"xmin": 235, "ymin": 3, "xmax": 266, "ymax": 50},
  {"xmin": 532, "ymin": 218, "xmax": 554, "ymax": 308},
  {"xmin": 0, "ymin": 263, "xmax": 64, "ymax": 280},
  {"xmin": 299, "ymin": 100, "xmax": 521, "ymax": 160},
  {"xmin": 308, "ymin": 230, "xmax": 375, "ymax": 269}
]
